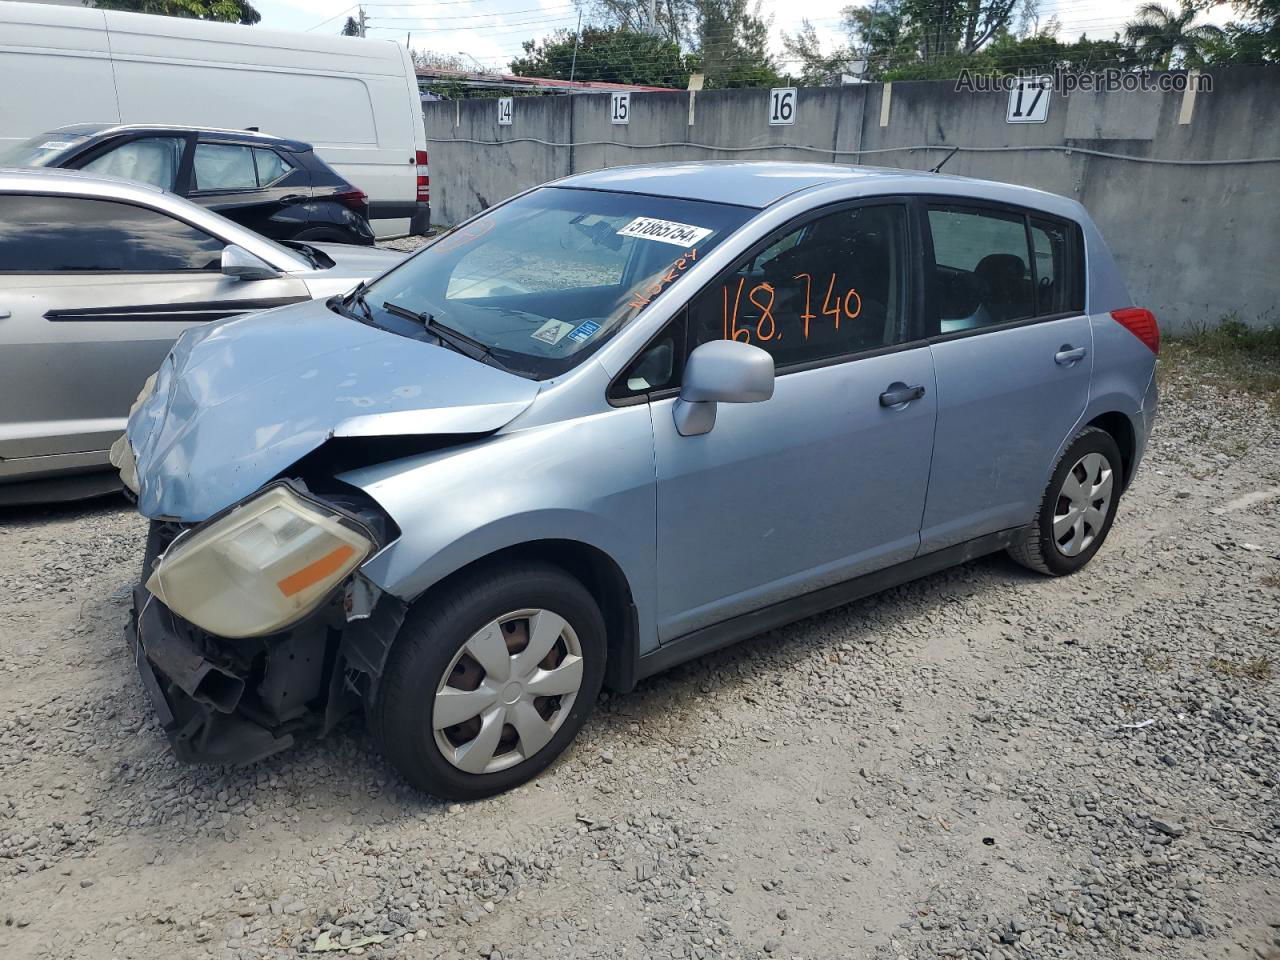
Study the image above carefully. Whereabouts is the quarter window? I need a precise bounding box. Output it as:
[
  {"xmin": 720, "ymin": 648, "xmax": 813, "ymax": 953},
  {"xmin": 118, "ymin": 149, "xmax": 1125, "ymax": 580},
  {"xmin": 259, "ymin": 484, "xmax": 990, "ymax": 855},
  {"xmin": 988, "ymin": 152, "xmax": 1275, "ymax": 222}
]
[
  {"xmin": 687, "ymin": 204, "xmax": 911, "ymax": 367},
  {"xmin": 193, "ymin": 143, "xmax": 258, "ymax": 192},
  {"xmin": 0, "ymin": 195, "xmax": 225, "ymax": 272},
  {"xmin": 1030, "ymin": 217, "xmax": 1080, "ymax": 316},
  {"xmin": 80, "ymin": 136, "xmax": 185, "ymax": 191},
  {"xmin": 254, "ymin": 149, "xmax": 292, "ymax": 186}
]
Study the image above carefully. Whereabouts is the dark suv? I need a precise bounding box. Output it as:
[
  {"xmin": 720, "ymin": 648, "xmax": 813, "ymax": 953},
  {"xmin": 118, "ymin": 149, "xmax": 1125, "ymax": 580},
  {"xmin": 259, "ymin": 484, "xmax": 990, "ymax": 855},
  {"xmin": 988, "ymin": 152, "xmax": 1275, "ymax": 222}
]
[{"xmin": 1, "ymin": 123, "xmax": 376, "ymax": 246}]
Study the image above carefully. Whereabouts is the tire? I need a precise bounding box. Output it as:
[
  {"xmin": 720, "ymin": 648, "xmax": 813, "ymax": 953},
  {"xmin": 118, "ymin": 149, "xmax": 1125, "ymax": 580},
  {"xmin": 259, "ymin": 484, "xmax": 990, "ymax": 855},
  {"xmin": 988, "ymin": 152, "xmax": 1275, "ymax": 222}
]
[
  {"xmin": 1008, "ymin": 426, "xmax": 1123, "ymax": 577},
  {"xmin": 373, "ymin": 562, "xmax": 606, "ymax": 801}
]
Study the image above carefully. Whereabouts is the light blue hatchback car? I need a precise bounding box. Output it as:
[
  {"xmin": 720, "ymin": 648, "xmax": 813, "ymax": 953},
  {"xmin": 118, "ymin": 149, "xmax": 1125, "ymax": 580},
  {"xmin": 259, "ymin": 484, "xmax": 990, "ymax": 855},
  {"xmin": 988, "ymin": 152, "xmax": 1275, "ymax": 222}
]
[{"xmin": 117, "ymin": 162, "xmax": 1159, "ymax": 799}]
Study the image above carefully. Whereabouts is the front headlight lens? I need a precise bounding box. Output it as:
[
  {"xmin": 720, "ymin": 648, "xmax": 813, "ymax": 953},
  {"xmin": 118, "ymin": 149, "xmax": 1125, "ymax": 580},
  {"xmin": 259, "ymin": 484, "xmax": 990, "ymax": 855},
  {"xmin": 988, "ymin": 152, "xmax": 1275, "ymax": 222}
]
[{"xmin": 145, "ymin": 485, "xmax": 374, "ymax": 639}]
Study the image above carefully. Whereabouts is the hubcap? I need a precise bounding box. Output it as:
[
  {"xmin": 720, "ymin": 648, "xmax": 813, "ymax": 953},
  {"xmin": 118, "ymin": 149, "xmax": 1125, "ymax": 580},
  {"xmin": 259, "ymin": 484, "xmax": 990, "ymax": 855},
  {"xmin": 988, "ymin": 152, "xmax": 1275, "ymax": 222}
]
[
  {"xmin": 433, "ymin": 608, "xmax": 583, "ymax": 775},
  {"xmin": 1053, "ymin": 451, "xmax": 1114, "ymax": 557}
]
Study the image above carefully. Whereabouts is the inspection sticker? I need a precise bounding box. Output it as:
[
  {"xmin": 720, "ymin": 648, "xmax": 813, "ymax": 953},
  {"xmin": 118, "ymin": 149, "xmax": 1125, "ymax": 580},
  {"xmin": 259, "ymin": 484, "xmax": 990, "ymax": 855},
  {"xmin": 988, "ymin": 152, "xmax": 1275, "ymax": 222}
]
[
  {"xmin": 568, "ymin": 319, "xmax": 601, "ymax": 343},
  {"xmin": 531, "ymin": 319, "xmax": 574, "ymax": 345},
  {"xmin": 39, "ymin": 141, "xmax": 75, "ymax": 151},
  {"xmin": 618, "ymin": 217, "xmax": 713, "ymax": 247}
]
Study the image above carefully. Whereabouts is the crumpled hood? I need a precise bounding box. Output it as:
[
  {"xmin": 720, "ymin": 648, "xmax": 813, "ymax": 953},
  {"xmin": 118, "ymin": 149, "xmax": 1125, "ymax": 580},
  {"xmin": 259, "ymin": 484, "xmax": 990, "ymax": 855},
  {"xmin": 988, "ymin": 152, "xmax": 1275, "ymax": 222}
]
[{"xmin": 127, "ymin": 299, "xmax": 540, "ymax": 521}]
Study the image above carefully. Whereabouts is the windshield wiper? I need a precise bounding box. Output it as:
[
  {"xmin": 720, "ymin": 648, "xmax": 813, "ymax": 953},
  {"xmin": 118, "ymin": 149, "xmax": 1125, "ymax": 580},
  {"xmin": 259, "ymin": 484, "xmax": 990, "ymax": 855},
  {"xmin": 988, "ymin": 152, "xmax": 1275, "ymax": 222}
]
[
  {"xmin": 347, "ymin": 282, "xmax": 375, "ymax": 321},
  {"xmin": 381, "ymin": 300, "xmax": 504, "ymax": 369}
]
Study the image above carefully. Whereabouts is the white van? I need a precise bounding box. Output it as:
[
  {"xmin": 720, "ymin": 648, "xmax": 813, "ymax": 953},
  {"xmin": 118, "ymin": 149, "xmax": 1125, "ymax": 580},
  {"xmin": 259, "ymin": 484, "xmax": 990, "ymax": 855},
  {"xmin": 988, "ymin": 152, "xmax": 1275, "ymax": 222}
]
[{"xmin": 0, "ymin": 1, "xmax": 430, "ymax": 237}]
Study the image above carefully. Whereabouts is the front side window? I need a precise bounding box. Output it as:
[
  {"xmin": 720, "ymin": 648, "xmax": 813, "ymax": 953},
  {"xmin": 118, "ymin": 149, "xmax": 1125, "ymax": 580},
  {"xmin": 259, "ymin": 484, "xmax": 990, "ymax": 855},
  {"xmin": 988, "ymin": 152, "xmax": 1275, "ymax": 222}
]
[
  {"xmin": 0, "ymin": 194, "xmax": 225, "ymax": 272},
  {"xmin": 687, "ymin": 203, "xmax": 911, "ymax": 367},
  {"xmin": 80, "ymin": 136, "xmax": 185, "ymax": 191},
  {"xmin": 363, "ymin": 187, "xmax": 753, "ymax": 379},
  {"xmin": 193, "ymin": 143, "xmax": 258, "ymax": 192}
]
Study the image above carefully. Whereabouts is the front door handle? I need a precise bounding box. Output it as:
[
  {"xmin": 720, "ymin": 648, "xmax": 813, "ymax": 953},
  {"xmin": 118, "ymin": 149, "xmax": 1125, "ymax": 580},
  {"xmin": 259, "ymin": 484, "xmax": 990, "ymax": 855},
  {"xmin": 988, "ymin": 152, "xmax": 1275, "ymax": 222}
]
[
  {"xmin": 0, "ymin": 309, "xmax": 10, "ymax": 319},
  {"xmin": 880, "ymin": 383, "xmax": 926, "ymax": 407},
  {"xmin": 1055, "ymin": 345, "xmax": 1087, "ymax": 365}
]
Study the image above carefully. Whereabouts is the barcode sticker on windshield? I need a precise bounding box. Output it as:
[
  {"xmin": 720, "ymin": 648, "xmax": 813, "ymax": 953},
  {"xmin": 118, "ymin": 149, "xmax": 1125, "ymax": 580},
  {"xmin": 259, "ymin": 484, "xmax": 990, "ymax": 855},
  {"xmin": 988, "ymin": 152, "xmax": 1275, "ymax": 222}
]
[{"xmin": 617, "ymin": 217, "xmax": 713, "ymax": 247}]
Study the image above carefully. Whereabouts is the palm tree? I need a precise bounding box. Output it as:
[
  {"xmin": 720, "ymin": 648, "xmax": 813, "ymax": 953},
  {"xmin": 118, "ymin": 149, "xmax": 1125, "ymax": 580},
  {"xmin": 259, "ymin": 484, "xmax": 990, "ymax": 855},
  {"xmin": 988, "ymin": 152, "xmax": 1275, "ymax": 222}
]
[{"xmin": 1125, "ymin": 1, "xmax": 1224, "ymax": 68}]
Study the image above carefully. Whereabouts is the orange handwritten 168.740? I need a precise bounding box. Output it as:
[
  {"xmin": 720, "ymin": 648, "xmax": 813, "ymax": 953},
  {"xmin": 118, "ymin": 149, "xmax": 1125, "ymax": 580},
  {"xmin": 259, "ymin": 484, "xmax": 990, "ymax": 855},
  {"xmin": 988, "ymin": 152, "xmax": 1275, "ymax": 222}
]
[{"xmin": 722, "ymin": 272, "xmax": 861, "ymax": 345}]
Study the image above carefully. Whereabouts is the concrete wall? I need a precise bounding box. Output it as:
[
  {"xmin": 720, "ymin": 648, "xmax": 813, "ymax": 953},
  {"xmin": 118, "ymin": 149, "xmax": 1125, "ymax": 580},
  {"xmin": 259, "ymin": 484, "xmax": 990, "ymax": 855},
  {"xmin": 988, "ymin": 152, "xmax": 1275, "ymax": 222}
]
[{"xmin": 423, "ymin": 67, "xmax": 1280, "ymax": 331}]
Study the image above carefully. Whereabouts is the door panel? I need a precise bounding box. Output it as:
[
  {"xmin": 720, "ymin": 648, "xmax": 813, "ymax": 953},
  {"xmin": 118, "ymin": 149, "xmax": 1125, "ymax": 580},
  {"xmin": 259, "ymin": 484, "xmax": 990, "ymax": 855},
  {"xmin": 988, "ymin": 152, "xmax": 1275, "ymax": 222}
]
[
  {"xmin": 921, "ymin": 316, "xmax": 1092, "ymax": 551},
  {"xmin": 918, "ymin": 201, "xmax": 1093, "ymax": 552},
  {"xmin": 0, "ymin": 273, "xmax": 308, "ymax": 465},
  {"xmin": 652, "ymin": 347, "xmax": 937, "ymax": 641}
]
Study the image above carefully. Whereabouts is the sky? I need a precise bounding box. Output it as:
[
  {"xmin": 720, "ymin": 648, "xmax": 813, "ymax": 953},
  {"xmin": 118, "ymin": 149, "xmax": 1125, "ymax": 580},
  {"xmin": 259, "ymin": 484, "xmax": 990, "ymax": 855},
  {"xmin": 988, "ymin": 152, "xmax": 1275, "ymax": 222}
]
[{"xmin": 252, "ymin": 0, "xmax": 1235, "ymax": 76}]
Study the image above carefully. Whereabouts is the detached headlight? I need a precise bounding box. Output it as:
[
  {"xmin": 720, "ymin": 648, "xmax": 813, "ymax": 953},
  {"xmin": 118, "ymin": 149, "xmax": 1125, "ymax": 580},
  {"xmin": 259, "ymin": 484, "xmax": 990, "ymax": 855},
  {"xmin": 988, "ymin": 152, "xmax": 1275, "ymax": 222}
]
[{"xmin": 145, "ymin": 485, "xmax": 374, "ymax": 639}]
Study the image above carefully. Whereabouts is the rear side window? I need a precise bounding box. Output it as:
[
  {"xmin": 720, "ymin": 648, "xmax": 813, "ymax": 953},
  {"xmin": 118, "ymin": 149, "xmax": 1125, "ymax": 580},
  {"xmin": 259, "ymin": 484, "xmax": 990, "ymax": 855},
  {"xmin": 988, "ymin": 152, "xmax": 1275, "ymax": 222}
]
[
  {"xmin": 687, "ymin": 203, "xmax": 912, "ymax": 368},
  {"xmin": 0, "ymin": 194, "xmax": 225, "ymax": 272},
  {"xmin": 926, "ymin": 203, "xmax": 1083, "ymax": 335},
  {"xmin": 193, "ymin": 143, "xmax": 258, "ymax": 191}
]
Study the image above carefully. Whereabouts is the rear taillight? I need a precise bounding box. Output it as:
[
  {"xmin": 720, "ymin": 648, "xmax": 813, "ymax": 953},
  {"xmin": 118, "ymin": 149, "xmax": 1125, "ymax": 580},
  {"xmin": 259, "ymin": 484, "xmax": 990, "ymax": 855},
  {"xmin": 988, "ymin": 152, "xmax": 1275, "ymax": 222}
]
[
  {"xmin": 415, "ymin": 149, "xmax": 429, "ymax": 203},
  {"xmin": 1111, "ymin": 307, "xmax": 1160, "ymax": 354},
  {"xmin": 334, "ymin": 188, "xmax": 368, "ymax": 213}
]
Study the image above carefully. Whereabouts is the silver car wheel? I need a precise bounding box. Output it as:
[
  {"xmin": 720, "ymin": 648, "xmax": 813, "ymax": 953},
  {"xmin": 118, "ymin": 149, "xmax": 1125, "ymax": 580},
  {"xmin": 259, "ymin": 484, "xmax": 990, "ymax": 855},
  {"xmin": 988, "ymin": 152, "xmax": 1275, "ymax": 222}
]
[
  {"xmin": 432, "ymin": 608, "xmax": 583, "ymax": 775},
  {"xmin": 1053, "ymin": 452, "xmax": 1114, "ymax": 557}
]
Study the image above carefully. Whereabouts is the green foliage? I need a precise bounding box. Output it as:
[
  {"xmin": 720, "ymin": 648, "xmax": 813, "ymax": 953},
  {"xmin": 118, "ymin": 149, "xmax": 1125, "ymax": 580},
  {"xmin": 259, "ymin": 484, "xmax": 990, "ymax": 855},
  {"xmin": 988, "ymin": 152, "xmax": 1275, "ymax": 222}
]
[
  {"xmin": 341, "ymin": 16, "xmax": 360, "ymax": 36},
  {"xmin": 91, "ymin": 0, "xmax": 260, "ymax": 24},
  {"xmin": 1125, "ymin": 1, "xmax": 1224, "ymax": 67},
  {"xmin": 511, "ymin": 26, "xmax": 691, "ymax": 86},
  {"xmin": 694, "ymin": 0, "xmax": 782, "ymax": 88}
]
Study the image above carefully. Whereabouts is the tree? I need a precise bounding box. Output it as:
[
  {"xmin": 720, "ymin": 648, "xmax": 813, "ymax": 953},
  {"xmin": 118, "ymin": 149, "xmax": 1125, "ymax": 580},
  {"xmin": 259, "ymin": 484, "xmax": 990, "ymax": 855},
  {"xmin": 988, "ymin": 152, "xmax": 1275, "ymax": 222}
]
[
  {"xmin": 1125, "ymin": 1, "xmax": 1224, "ymax": 67},
  {"xmin": 1194, "ymin": 0, "xmax": 1279, "ymax": 61},
  {"xmin": 900, "ymin": 0, "xmax": 1019, "ymax": 61},
  {"xmin": 573, "ymin": 0, "xmax": 694, "ymax": 45},
  {"xmin": 90, "ymin": 0, "xmax": 260, "ymax": 23},
  {"xmin": 511, "ymin": 26, "xmax": 691, "ymax": 86},
  {"xmin": 341, "ymin": 16, "xmax": 361, "ymax": 36},
  {"xmin": 694, "ymin": 0, "xmax": 781, "ymax": 87}
]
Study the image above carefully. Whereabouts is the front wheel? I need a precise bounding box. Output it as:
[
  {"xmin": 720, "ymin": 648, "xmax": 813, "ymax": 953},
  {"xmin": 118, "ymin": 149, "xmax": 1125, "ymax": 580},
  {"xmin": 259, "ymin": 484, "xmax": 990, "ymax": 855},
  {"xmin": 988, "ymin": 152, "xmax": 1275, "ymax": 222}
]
[
  {"xmin": 1008, "ymin": 426, "xmax": 1123, "ymax": 576},
  {"xmin": 373, "ymin": 563, "xmax": 606, "ymax": 800}
]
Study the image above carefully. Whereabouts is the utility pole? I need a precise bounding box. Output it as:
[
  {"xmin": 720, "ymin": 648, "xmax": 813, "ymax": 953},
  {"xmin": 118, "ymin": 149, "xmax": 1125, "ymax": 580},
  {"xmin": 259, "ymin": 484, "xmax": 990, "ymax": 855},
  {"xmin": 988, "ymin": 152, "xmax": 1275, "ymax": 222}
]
[
  {"xmin": 357, "ymin": 5, "xmax": 367, "ymax": 37},
  {"xmin": 646, "ymin": 0, "xmax": 657, "ymax": 35},
  {"xmin": 569, "ymin": 11, "xmax": 582, "ymax": 82}
]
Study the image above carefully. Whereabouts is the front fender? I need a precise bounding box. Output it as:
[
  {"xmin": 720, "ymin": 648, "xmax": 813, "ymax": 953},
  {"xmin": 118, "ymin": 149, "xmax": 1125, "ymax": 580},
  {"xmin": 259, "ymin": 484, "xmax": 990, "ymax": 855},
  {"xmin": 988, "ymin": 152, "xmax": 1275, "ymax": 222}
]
[{"xmin": 341, "ymin": 404, "xmax": 660, "ymax": 653}]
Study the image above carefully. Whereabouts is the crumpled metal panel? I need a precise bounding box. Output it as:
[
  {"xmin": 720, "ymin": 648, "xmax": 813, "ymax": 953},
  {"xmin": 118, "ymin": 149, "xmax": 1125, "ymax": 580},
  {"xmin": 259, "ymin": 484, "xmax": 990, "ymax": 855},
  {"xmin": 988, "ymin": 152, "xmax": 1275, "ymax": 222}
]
[{"xmin": 126, "ymin": 299, "xmax": 539, "ymax": 522}]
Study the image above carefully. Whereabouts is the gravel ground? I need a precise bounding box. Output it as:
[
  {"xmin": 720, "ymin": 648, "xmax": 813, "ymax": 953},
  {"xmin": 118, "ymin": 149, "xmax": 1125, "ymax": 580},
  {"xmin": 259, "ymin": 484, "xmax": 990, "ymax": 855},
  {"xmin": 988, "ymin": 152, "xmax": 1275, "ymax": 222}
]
[{"xmin": 1, "ymin": 352, "xmax": 1278, "ymax": 960}]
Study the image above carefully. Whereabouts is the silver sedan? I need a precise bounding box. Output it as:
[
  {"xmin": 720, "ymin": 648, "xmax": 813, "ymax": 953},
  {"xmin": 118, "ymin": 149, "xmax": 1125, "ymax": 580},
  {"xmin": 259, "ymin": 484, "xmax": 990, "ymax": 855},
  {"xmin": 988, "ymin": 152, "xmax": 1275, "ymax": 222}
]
[{"xmin": 0, "ymin": 167, "xmax": 406, "ymax": 504}]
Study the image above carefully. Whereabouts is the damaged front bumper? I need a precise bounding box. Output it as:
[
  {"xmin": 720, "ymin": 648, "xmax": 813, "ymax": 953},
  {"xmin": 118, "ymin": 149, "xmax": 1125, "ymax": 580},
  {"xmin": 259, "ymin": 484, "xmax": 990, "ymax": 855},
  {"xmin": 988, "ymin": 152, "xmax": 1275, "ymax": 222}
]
[{"xmin": 126, "ymin": 578, "xmax": 407, "ymax": 766}]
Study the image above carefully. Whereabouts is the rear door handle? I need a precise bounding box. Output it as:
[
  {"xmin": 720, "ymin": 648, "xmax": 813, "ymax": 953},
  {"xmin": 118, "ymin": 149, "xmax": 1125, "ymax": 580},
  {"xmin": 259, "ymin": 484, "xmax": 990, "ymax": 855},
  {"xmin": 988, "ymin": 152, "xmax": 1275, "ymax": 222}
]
[
  {"xmin": 1055, "ymin": 345, "xmax": 1087, "ymax": 365},
  {"xmin": 880, "ymin": 383, "xmax": 926, "ymax": 407},
  {"xmin": 279, "ymin": 194, "xmax": 307, "ymax": 205},
  {"xmin": 0, "ymin": 309, "xmax": 10, "ymax": 319}
]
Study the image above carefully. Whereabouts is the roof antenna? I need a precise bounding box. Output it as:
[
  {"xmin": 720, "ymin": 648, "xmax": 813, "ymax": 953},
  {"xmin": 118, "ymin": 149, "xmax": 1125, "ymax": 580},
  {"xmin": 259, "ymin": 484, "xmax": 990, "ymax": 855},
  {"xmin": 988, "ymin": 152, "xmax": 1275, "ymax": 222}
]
[
  {"xmin": 245, "ymin": 126, "xmax": 260, "ymax": 132},
  {"xmin": 929, "ymin": 146, "xmax": 959, "ymax": 173}
]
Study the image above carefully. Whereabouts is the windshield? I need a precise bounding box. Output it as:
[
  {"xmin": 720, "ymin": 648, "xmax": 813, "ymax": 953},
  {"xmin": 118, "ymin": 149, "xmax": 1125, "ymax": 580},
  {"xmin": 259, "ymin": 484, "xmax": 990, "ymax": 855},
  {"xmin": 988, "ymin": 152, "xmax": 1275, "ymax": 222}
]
[
  {"xmin": 362, "ymin": 186, "xmax": 754, "ymax": 378},
  {"xmin": 0, "ymin": 132, "xmax": 90, "ymax": 167}
]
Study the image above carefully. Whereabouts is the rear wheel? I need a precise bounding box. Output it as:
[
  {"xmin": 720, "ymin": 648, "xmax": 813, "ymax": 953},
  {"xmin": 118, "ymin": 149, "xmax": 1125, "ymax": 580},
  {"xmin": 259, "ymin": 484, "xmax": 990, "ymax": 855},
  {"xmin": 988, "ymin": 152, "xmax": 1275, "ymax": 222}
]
[
  {"xmin": 1008, "ymin": 427, "xmax": 1122, "ymax": 576},
  {"xmin": 373, "ymin": 563, "xmax": 605, "ymax": 800}
]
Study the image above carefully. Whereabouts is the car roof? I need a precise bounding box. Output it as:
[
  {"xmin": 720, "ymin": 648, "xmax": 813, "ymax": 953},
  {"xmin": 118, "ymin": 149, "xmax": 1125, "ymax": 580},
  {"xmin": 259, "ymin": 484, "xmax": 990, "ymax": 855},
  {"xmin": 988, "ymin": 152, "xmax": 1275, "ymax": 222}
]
[
  {"xmin": 42, "ymin": 122, "xmax": 311, "ymax": 153},
  {"xmin": 554, "ymin": 161, "xmax": 1080, "ymax": 218}
]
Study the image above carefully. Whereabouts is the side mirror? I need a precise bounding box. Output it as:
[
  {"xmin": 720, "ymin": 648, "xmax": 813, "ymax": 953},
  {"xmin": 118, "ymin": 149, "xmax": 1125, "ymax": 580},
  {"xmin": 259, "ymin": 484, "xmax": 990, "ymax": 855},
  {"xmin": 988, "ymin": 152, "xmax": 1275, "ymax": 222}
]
[
  {"xmin": 221, "ymin": 244, "xmax": 280, "ymax": 281},
  {"xmin": 673, "ymin": 340, "xmax": 774, "ymax": 437}
]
